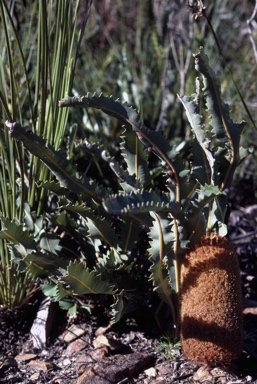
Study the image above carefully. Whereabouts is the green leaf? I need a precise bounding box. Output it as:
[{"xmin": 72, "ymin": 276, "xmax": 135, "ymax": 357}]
[
  {"xmin": 78, "ymin": 140, "xmax": 139, "ymax": 189},
  {"xmin": 103, "ymin": 189, "xmax": 180, "ymax": 216},
  {"xmin": 24, "ymin": 251, "xmax": 68, "ymax": 275},
  {"xmin": 38, "ymin": 180, "xmax": 74, "ymax": 200},
  {"xmin": 178, "ymin": 93, "xmax": 215, "ymax": 184},
  {"xmin": 61, "ymin": 261, "xmax": 116, "ymax": 295},
  {"xmin": 59, "ymin": 300, "xmax": 77, "ymax": 316},
  {"xmin": 111, "ymin": 293, "xmax": 125, "ymax": 324},
  {"xmin": 148, "ymin": 212, "xmax": 184, "ymax": 329},
  {"xmin": 193, "ymin": 48, "xmax": 246, "ymax": 190},
  {"xmin": 110, "ymin": 291, "xmax": 138, "ymax": 324},
  {"xmin": 62, "ymin": 203, "xmax": 122, "ymax": 250},
  {"xmin": 0, "ymin": 217, "xmax": 36, "ymax": 251},
  {"xmin": 38, "ymin": 232, "xmax": 62, "ymax": 256},
  {"xmin": 59, "ymin": 94, "xmax": 186, "ymax": 201},
  {"xmin": 7, "ymin": 121, "xmax": 108, "ymax": 201},
  {"xmin": 42, "ymin": 283, "xmax": 58, "ymax": 298},
  {"xmin": 120, "ymin": 128, "xmax": 150, "ymax": 185}
]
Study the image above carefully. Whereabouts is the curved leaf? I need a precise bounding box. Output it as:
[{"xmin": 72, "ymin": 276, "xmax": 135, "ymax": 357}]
[
  {"xmin": 0, "ymin": 217, "xmax": 36, "ymax": 250},
  {"xmin": 59, "ymin": 94, "xmax": 185, "ymax": 201},
  {"xmin": 103, "ymin": 189, "xmax": 181, "ymax": 216},
  {"xmin": 7, "ymin": 121, "xmax": 108, "ymax": 201},
  {"xmin": 61, "ymin": 261, "xmax": 116, "ymax": 295},
  {"xmin": 120, "ymin": 128, "xmax": 150, "ymax": 185},
  {"xmin": 79, "ymin": 139, "xmax": 140, "ymax": 190},
  {"xmin": 194, "ymin": 48, "xmax": 246, "ymax": 190}
]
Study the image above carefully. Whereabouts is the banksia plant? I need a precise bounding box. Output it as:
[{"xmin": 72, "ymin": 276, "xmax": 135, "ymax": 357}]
[
  {"xmin": 5, "ymin": 48, "xmax": 247, "ymax": 363},
  {"xmin": 177, "ymin": 48, "xmax": 246, "ymax": 364}
]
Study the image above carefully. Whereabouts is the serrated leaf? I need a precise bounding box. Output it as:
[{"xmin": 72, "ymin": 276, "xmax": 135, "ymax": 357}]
[
  {"xmin": 103, "ymin": 189, "xmax": 180, "ymax": 216},
  {"xmin": 59, "ymin": 94, "xmax": 185, "ymax": 201},
  {"xmin": 178, "ymin": 94, "xmax": 215, "ymax": 184},
  {"xmin": 148, "ymin": 212, "xmax": 181, "ymax": 327},
  {"xmin": 61, "ymin": 261, "xmax": 116, "ymax": 295},
  {"xmin": 0, "ymin": 217, "xmax": 36, "ymax": 251},
  {"xmin": 194, "ymin": 48, "xmax": 246, "ymax": 190},
  {"xmin": 24, "ymin": 251, "xmax": 69, "ymax": 276},
  {"xmin": 42, "ymin": 283, "xmax": 58, "ymax": 297},
  {"xmin": 8, "ymin": 244, "xmax": 28, "ymax": 270},
  {"xmin": 62, "ymin": 203, "xmax": 123, "ymax": 252},
  {"xmin": 53, "ymin": 211, "xmax": 77, "ymax": 229},
  {"xmin": 78, "ymin": 140, "xmax": 139, "ymax": 189},
  {"xmin": 110, "ymin": 292, "xmax": 139, "ymax": 324},
  {"xmin": 38, "ymin": 232, "xmax": 62, "ymax": 256},
  {"xmin": 110, "ymin": 294, "xmax": 124, "ymax": 324},
  {"xmin": 38, "ymin": 180, "xmax": 74, "ymax": 200},
  {"xmin": 7, "ymin": 121, "xmax": 108, "ymax": 201}
]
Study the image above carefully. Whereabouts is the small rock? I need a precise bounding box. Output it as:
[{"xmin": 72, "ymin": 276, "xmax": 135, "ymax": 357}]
[
  {"xmin": 152, "ymin": 379, "xmax": 167, "ymax": 384},
  {"xmin": 90, "ymin": 346, "xmax": 109, "ymax": 362},
  {"xmin": 243, "ymin": 307, "xmax": 257, "ymax": 315},
  {"xmin": 92, "ymin": 335, "xmax": 110, "ymax": 349},
  {"xmin": 62, "ymin": 358, "xmax": 72, "ymax": 367},
  {"xmin": 95, "ymin": 325, "xmax": 111, "ymax": 336},
  {"xmin": 66, "ymin": 339, "xmax": 88, "ymax": 357},
  {"xmin": 76, "ymin": 369, "xmax": 101, "ymax": 384},
  {"xmin": 15, "ymin": 353, "xmax": 37, "ymax": 362},
  {"xmin": 157, "ymin": 364, "xmax": 170, "ymax": 375},
  {"xmin": 76, "ymin": 346, "xmax": 108, "ymax": 375},
  {"xmin": 144, "ymin": 367, "xmax": 157, "ymax": 377},
  {"xmin": 29, "ymin": 372, "xmax": 40, "ymax": 381},
  {"xmin": 28, "ymin": 360, "xmax": 54, "ymax": 371},
  {"xmin": 193, "ymin": 366, "xmax": 213, "ymax": 382},
  {"xmin": 93, "ymin": 334, "xmax": 131, "ymax": 353},
  {"xmin": 59, "ymin": 324, "xmax": 86, "ymax": 343}
]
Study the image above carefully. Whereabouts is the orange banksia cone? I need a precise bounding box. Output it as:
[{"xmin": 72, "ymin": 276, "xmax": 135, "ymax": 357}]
[{"xmin": 180, "ymin": 233, "xmax": 243, "ymax": 364}]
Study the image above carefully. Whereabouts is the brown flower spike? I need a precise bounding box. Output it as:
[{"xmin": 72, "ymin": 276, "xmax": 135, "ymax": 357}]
[{"xmin": 180, "ymin": 233, "xmax": 243, "ymax": 364}]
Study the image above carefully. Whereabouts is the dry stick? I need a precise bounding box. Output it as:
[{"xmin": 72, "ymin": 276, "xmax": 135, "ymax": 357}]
[
  {"xmin": 155, "ymin": 53, "xmax": 170, "ymax": 132},
  {"xmin": 246, "ymin": 0, "xmax": 257, "ymax": 64},
  {"xmin": 169, "ymin": 13, "xmax": 194, "ymax": 96}
]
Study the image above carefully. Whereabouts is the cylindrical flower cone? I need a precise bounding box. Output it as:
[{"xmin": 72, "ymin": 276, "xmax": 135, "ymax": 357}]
[{"xmin": 180, "ymin": 233, "xmax": 243, "ymax": 364}]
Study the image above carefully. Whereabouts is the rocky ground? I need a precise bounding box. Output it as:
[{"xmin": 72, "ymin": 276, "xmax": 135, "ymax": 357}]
[{"xmin": 0, "ymin": 182, "xmax": 257, "ymax": 384}]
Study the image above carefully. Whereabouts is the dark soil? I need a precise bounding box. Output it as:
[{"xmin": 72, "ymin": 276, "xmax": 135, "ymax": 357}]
[{"xmin": 0, "ymin": 183, "xmax": 257, "ymax": 384}]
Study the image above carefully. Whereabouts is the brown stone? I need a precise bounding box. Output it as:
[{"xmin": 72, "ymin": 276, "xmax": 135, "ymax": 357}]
[
  {"xmin": 193, "ymin": 366, "xmax": 213, "ymax": 382},
  {"xmin": 66, "ymin": 339, "xmax": 88, "ymax": 357},
  {"xmin": 15, "ymin": 354, "xmax": 37, "ymax": 362},
  {"xmin": 59, "ymin": 324, "xmax": 86, "ymax": 343},
  {"xmin": 95, "ymin": 325, "xmax": 111, "ymax": 336},
  {"xmin": 28, "ymin": 372, "xmax": 40, "ymax": 381},
  {"xmin": 152, "ymin": 380, "xmax": 167, "ymax": 384},
  {"xmin": 27, "ymin": 360, "xmax": 54, "ymax": 371},
  {"xmin": 77, "ymin": 369, "xmax": 107, "ymax": 384},
  {"xmin": 76, "ymin": 346, "xmax": 108, "ymax": 375},
  {"xmin": 157, "ymin": 364, "xmax": 170, "ymax": 375},
  {"xmin": 92, "ymin": 334, "xmax": 130, "ymax": 352}
]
